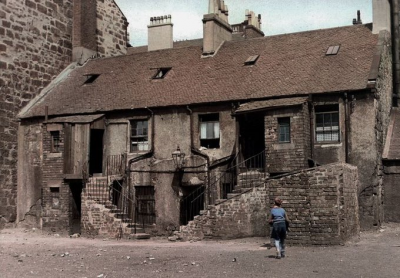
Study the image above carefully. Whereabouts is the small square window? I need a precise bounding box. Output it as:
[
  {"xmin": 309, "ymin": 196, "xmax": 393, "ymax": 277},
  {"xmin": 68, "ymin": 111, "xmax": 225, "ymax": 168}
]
[
  {"xmin": 326, "ymin": 45, "xmax": 340, "ymax": 55},
  {"xmin": 50, "ymin": 131, "xmax": 61, "ymax": 153},
  {"xmin": 278, "ymin": 117, "xmax": 290, "ymax": 143},
  {"xmin": 244, "ymin": 55, "xmax": 260, "ymax": 66},
  {"xmin": 199, "ymin": 113, "xmax": 220, "ymax": 149},
  {"xmin": 83, "ymin": 74, "xmax": 100, "ymax": 84},
  {"xmin": 130, "ymin": 120, "xmax": 149, "ymax": 152},
  {"xmin": 152, "ymin": 68, "xmax": 171, "ymax": 79}
]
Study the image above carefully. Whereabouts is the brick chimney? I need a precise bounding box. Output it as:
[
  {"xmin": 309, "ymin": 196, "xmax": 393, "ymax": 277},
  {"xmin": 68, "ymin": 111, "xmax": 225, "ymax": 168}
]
[
  {"xmin": 72, "ymin": 0, "xmax": 98, "ymax": 63},
  {"xmin": 148, "ymin": 15, "xmax": 173, "ymax": 51},
  {"xmin": 202, "ymin": 0, "xmax": 232, "ymax": 56},
  {"xmin": 372, "ymin": 0, "xmax": 391, "ymax": 34}
]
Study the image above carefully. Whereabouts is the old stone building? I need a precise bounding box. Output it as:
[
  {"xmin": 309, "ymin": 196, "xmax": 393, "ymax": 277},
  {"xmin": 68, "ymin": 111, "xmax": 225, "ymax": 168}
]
[
  {"xmin": 0, "ymin": 0, "xmax": 128, "ymax": 228},
  {"xmin": 13, "ymin": 0, "xmax": 394, "ymax": 244}
]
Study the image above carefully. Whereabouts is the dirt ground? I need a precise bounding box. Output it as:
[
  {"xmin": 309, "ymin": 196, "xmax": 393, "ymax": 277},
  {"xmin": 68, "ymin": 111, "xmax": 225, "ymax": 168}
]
[{"xmin": 1, "ymin": 224, "xmax": 400, "ymax": 278}]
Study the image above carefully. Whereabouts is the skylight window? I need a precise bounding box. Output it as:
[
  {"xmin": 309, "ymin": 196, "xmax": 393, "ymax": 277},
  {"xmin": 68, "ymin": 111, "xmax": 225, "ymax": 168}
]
[
  {"xmin": 326, "ymin": 45, "xmax": 340, "ymax": 56},
  {"xmin": 244, "ymin": 55, "xmax": 260, "ymax": 66},
  {"xmin": 83, "ymin": 74, "xmax": 100, "ymax": 84},
  {"xmin": 152, "ymin": 67, "xmax": 171, "ymax": 79}
]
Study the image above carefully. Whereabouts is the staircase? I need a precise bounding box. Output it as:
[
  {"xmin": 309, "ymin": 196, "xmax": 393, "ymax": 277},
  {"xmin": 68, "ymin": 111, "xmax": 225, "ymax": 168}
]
[{"xmin": 81, "ymin": 176, "xmax": 151, "ymax": 239}]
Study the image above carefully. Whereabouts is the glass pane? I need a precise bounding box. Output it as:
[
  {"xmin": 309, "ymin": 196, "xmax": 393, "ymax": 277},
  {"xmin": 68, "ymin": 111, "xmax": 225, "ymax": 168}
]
[
  {"xmin": 324, "ymin": 113, "xmax": 332, "ymax": 126},
  {"xmin": 316, "ymin": 114, "xmax": 324, "ymax": 128},
  {"xmin": 206, "ymin": 122, "xmax": 214, "ymax": 138},
  {"xmin": 214, "ymin": 122, "xmax": 220, "ymax": 138},
  {"xmin": 331, "ymin": 113, "xmax": 339, "ymax": 127},
  {"xmin": 200, "ymin": 123, "xmax": 207, "ymax": 139},
  {"xmin": 332, "ymin": 131, "xmax": 339, "ymax": 141}
]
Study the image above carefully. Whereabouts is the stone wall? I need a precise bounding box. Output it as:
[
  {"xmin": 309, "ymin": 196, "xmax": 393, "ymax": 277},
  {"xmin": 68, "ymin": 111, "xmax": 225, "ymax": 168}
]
[
  {"xmin": 1, "ymin": 0, "xmax": 128, "ymax": 226},
  {"xmin": 177, "ymin": 163, "xmax": 360, "ymax": 245},
  {"xmin": 265, "ymin": 104, "xmax": 310, "ymax": 173},
  {"xmin": 0, "ymin": 0, "xmax": 73, "ymax": 226}
]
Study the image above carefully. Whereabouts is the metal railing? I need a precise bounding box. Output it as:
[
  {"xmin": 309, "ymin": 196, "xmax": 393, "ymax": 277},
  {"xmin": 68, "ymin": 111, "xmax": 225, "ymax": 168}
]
[
  {"xmin": 180, "ymin": 149, "xmax": 267, "ymax": 225},
  {"xmin": 106, "ymin": 154, "xmax": 126, "ymax": 177}
]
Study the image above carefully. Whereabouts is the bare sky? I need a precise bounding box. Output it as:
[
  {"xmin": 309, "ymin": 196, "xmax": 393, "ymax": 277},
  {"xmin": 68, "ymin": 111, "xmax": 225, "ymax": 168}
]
[{"xmin": 114, "ymin": 0, "xmax": 373, "ymax": 46}]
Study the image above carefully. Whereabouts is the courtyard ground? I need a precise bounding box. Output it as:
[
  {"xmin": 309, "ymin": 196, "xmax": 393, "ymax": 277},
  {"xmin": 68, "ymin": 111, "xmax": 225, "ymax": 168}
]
[{"xmin": 1, "ymin": 223, "xmax": 400, "ymax": 278}]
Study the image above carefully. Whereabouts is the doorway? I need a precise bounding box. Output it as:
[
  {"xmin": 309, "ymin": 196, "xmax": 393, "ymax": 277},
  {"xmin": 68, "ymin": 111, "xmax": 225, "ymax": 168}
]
[
  {"xmin": 89, "ymin": 129, "xmax": 104, "ymax": 175},
  {"xmin": 238, "ymin": 113, "xmax": 265, "ymax": 168},
  {"xmin": 69, "ymin": 181, "xmax": 83, "ymax": 234}
]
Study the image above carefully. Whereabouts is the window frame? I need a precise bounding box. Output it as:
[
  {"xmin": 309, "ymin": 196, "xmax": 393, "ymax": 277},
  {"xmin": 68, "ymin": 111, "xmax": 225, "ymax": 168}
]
[
  {"xmin": 50, "ymin": 131, "xmax": 61, "ymax": 153},
  {"xmin": 315, "ymin": 104, "xmax": 340, "ymax": 143},
  {"xmin": 278, "ymin": 117, "xmax": 291, "ymax": 143},
  {"xmin": 199, "ymin": 113, "xmax": 220, "ymax": 149},
  {"xmin": 130, "ymin": 119, "xmax": 149, "ymax": 152}
]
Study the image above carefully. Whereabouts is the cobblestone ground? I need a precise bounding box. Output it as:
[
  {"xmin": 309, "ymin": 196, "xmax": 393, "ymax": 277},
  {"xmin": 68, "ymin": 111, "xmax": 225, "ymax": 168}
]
[{"xmin": 1, "ymin": 223, "xmax": 400, "ymax": 278}]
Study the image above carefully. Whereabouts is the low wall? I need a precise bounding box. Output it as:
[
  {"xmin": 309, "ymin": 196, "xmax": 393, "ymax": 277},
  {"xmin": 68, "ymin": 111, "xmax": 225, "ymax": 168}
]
[{"xmin": 177, "ymin": 163, "xmax": 360, "ymax": 245}]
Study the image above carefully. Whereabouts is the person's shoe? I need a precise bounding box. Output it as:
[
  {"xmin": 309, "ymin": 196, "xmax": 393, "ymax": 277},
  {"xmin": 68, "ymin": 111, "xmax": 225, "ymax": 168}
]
[
  {"xmin": 281, "ymin": 252, "xmax": 285, "ymax": 258},
  {"xmin": 276, "ymin": 252, "xmax": 281, "ymax": 259}
]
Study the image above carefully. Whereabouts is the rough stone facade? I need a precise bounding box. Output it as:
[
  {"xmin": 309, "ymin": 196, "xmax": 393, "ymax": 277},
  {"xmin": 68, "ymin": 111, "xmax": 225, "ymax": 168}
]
[
  {"xmin": 0, "ymin": 0, "xmax": 128, "ymax": 227},
  {"xmin": 265, "ymin": 103, "xmax": 310, "ymax": 173},
  {"xmin": 177, "ymin": 163, "xmax": 360, "ymax": 245}
]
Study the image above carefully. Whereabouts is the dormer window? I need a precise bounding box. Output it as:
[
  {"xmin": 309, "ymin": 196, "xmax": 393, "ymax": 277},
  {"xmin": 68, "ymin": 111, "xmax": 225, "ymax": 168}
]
[
  {"xmin": 152, "ymin": 67, "xmax": 171, "ymax": 79},
  {"xmin": 326, "ymin": 45, "xmax": 340, "ymax": 56},
  {"xmin": 244, "ymin": 55, "xmax": 259, "ymax": 66},
  {"xmin": 83, "ymin": 74, "xmax": 100, "ymax": 84}
]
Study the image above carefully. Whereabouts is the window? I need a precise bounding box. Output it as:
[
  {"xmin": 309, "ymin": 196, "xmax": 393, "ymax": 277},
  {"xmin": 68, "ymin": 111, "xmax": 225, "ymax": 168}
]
[
  {"xmin": 135, "ymin": 186, "xmax": 155, "ymax": 225},
  {"xmin": 278, "ymin": 117, "xmax": 290, "ymax": 143},
  {"xmin": 199, "ymin": 113, "xmax": 220, "ymax": 148},
  {"xmin": 152, "ymin": 67, "xmax": 171, "ymax": 79},
  {"xmin": 130, "ymin": 120, "xmax": 149, "ymax": 152},
  {"xmin": 326, "ymin": 45, "xmax": 340, "ymax": 56},
  {"xmin": 50, "ymin": 131, "xmax": 61, "ymax": 152},
  {"xmin": 244, "ymin": 55, "xmax": 260, "ymax": 66},
  {"xmin": 83, "ymin": 74, "xmax": 100, "ymax": 84},
  {"xmin": 315, "ymin": 105, "xmax": 339, "ymax": 142}
]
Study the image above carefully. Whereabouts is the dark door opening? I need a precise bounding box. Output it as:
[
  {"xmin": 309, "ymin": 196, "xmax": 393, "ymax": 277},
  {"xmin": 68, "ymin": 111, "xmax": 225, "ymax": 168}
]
[
  {"xmin": 135, "ymin": 186, "xmax": 156, "ymax": 225},
  {"xmin": 239, "ymin": 113, "xmax": 265, "ymax": 169},
  {"xmin": 69, "ymin": 181, "xmax": 83, "ymax": 235},
  {"xmin": 180, "ymin": 186, "xmax": 205, "ymax": 225},
  {"xmin": 89, "ymin": 129, "xmax": 104, "ymax": 175}
]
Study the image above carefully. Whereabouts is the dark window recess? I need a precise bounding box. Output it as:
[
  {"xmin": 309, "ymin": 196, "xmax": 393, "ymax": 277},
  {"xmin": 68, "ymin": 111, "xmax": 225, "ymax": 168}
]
[
  {"xmin": 326, "ymin": 45, "xmax": 340, "ymax": 55},
  {"xmin": 244, "ymin": 55, "xmax": 260, "ymax": 65},
  {"xmin": 135, "ymin": 186, "xmax": 156, "ymax": 225},
  {"xmin": 315, "ymin": 104, "xmax": 340, "ymax": 142},
  {"xmin": 153, "ymin": 67, "xmax": 171, "ymax": 79},
  {"xmin": 199, "ymin": 113, "xmax": 220, "ymax": 149},
  {"xmin": 50, "ymin": 187, "xmax": 60, "ymax": 209},
  {"xmin": 278, "ymin": 117, "xmax": 290, "ymax": 143},
  {"xmin": 50, "ymin": 131, "xmax": 61, "ymax": 152},
  {"xmin": 130, "ymin": 120, "xmax": 149, "ymax": 152},
  {"xmin": 83, "ymin": 74, "xmax": 100, "ymax": 84}
]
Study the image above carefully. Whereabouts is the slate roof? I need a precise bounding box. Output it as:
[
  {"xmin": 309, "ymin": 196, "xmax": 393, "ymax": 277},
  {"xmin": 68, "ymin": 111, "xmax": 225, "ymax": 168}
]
[
  {"xmin": 235, "ymin": 97, "xmax": 308, "ymax": 114},
  {"xmin": 20, "ymin": 24, "xmax": 379, "ymax": 119},
  {"xmin": 46, "ymin": 114, "xmax": 104, "ymax": 123}
]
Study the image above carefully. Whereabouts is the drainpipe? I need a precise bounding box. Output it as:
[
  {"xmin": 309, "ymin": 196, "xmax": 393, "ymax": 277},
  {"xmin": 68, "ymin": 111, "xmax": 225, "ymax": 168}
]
[
  {"xmin": 344, "ymin": 93, "xmax": 350, "ymax": 163},
  {"xmin": 393, "ymin": 0, "xmax": 400, "ymax": 107},
  {"xmin": 186, "ymin": 106, "xmax": 211, "ymax": 206},
  {"xmin": 308, "ymin": 95, "xmax": 314, "ymax": 160}
]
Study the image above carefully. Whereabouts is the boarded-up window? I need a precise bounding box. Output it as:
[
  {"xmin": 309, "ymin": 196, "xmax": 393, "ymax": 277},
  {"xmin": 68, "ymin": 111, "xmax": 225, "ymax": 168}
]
[
  {"xmin": 199, "ymin": 113, "xmax": 220, "ymax": 149},
  {"xmin": 135, "ymin": 186, "xmax": 155, "ymax": 225},
  {"xmin": 315, "ymin": 105, "xmax": 340, "ymax": 142},
  {"xmin": 130, "ymin": 120, "xmax": 149, "ymax": 152}
]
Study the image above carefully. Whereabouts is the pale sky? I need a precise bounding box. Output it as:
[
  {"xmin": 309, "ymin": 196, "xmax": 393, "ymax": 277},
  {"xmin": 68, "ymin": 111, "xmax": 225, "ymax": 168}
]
[{"xmin": 114, "ymin": 0, "xmax": 373, "ymax": 47}]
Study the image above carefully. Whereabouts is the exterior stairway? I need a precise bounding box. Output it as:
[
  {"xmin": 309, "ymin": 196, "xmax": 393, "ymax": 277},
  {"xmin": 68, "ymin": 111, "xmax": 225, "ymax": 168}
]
[{"xmin": 81, "ymin": 176, "xmax": 151, "ymax": 239}]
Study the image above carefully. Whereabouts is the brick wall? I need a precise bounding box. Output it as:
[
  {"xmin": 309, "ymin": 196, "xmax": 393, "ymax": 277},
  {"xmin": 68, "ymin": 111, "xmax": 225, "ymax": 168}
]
[
  {"xmin": 177, "ymin": 163, "xmax": 360, "ymax": 245},
  {"xmin": 265, "ymin": 103, "xmax": 310, "ymax": 173}
]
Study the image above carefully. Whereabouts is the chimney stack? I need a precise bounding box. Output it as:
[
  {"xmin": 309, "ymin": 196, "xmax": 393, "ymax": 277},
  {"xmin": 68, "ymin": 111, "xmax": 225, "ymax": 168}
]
[
  {"xmin": 372, "ymin": 0, "xmax": 391, "ymax": 34},
  {"xmin": 353, "ymin": 10, "xmax": 362, "ymax": 25},
  {"xmin": 148, "ymin": 15, "xmax": 173, "ymax": 51},
  {"xmin": 203, "ymin": 0, "xmax": 232, "ymax": 56}
]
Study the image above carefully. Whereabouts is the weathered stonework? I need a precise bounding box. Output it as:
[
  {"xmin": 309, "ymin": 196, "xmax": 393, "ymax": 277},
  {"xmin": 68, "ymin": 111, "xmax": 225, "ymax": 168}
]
[
  {"xmin": 177, "ymin": 163, "xmax": 360, "ymax": 245},
  {"xmin": 1, "ymin": 0, "xmax": 128, "ymax": 226}
]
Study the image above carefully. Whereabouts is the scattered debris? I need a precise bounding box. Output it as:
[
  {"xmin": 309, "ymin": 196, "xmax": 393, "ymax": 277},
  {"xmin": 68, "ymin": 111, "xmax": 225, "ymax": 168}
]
[{"xmin": 232, "ymin": 258, "xmax": 237, "ymax": 262}]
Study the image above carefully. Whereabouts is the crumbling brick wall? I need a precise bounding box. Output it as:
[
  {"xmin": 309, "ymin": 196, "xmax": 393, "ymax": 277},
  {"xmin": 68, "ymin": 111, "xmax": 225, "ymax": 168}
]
[
  {"xmin": 177, "ymin": 163, "xmax": 359, "ymax": 245},
  {"xmin": 265, "ymin": 103, "xmax": 310, "ymax": 173}
]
